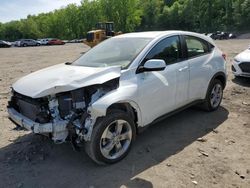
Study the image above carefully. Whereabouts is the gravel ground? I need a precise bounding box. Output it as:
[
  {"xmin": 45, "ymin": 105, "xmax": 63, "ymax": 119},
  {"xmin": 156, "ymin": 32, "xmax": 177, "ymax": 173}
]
[{"xmin": 0, "ymin": 41, "xmax": 249, "ymax": 188}]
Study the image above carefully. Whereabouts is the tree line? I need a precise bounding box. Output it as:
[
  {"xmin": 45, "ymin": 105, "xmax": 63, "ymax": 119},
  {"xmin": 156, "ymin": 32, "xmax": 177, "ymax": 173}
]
[{"xmin": 0, "ymin": 0, "xmax": 250, "ymax": 41}]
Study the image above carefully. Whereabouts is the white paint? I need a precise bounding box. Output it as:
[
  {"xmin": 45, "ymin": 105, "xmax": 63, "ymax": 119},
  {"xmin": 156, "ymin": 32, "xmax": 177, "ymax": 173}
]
[
  {"xmin": 232, "ymin": 48, "xmax": 250, "ymax": 77},
  {"xmin": 13, "ymin": 64, "xmax": 121, "ymax": 98}
]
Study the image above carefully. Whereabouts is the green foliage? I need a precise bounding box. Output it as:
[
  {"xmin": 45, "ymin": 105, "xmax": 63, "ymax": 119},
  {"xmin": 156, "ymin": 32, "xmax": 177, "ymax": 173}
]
[
  {"xmin": 100, "ymin": 0, "xmax": 142, "ymax": 32},
  {"xmin": 0, "ymin": 0, "xmax": 250, "ymax": 41}
]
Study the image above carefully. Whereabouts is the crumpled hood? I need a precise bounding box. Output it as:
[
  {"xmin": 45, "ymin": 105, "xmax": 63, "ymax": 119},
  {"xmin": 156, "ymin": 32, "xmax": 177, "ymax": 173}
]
[
  {"xmin": 13, "ymin": 63, "xmax": 121, "ymax": 98},
  {"xmin": 235, "ymin": 49, "xmax": 250, "ymax": 62}
]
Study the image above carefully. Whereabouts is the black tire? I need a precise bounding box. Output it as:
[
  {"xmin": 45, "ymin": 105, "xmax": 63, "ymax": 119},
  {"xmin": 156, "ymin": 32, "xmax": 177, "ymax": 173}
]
[
  {"xmin": 23, "ymin": 43, "xmax": 27, "ymax": 47},
  {"xmin": 202, "ymin": 79, "xmax": 223, "ymax": 112},
  {"xmin": 85, "ymin": 111, "xmax": 136, "ymax": 165}
]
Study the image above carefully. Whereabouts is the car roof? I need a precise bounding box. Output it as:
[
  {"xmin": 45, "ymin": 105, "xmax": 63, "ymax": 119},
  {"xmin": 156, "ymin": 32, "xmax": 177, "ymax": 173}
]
[{"xmin": 115, "ymin": 30, "xmax": 215, "ymax": 45}]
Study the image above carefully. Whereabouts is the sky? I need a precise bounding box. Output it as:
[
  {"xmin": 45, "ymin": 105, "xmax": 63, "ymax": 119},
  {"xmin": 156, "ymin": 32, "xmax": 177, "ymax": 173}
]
[{"xmin": 0, "ymin": 0, "xmax": 81, "ymax": 23}]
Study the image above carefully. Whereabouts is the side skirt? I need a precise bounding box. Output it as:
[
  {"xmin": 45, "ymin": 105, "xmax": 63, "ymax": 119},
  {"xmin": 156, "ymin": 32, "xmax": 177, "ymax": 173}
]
[{"xmin": 137, "ymin": 100, "xmax": 204, "ymax": 134}]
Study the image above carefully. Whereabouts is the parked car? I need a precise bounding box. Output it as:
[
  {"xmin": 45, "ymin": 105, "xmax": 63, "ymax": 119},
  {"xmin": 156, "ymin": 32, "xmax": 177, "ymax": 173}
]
[
  {"xmin": 47, "ymin": 39, "xmax": 65, "ymax": 45},
  {"xmin": 208, "ymin": 31, "xmax": 229, "ymax": 40},
  {"xmin": 68, "ymin": 39, "xmax": 82, "ymax": 43},
  {"xmin": 37, "ymin": 38, "xmax": 52, "ymax": 45},
  {"xmin": 0, "ymin": 40, "xmax": 11, "ymax": 48},
  {"xmin": 229, "ymin": 33, "xmax": 237, "ymax": 39},
  {"xmin": 232, "ymin": 46, "xmax": 250, "ymax": 78},
  {"xmin": 14, "ymin": 40, "xmax": 20, "ymax": 47},
  {"xmin": 7, "ymin": 31, "xmax": 227, "ymax": 164},
  {"xmin": 15, "ymin": 39, "xmax": 41, "ymax": 47}
]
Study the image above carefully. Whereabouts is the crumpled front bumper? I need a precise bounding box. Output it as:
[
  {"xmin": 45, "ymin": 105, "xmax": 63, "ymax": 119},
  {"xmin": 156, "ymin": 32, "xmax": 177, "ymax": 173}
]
[
  {"xmin": 8, "ymin": 107, "xmax": 53, "ymax": 133},
  {"xmin": 7, "ymin": 107, "xmax": 69, "ymax": 143}
]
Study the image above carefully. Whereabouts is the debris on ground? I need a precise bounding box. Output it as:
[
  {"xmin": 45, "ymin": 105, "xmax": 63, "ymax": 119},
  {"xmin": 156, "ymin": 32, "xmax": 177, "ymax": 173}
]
[
  {"xmin": 231, "ymin": 89, "xmax": 244, "ymax": 95},
  {"xmin": 198, "ymin": 149, "xmax": 209, "ymax": 157},
  {"xmin": 190, "ymin": 173, "xmax": 195, "ymax": 179},
  {"xmin": 235, "ymin": 170, "xmax": 245, "ymax": 179},
  {"xmin": 192, "ymin": 180, "xmax": 198, "ymax": 185},
  {"xmin": 212, "ymin": 129, "xmax": 219, "ymax": 134},
  {"xmin": 226, "ymin": 140, "xmax": 235, "ymax": 145},
  {"xmin": 242, "ymin": 101, "xmax": 249, "ymax": 106},
  {"xmin": 197, "ymin": 137, "xmax": 207, "ymax": 142}
]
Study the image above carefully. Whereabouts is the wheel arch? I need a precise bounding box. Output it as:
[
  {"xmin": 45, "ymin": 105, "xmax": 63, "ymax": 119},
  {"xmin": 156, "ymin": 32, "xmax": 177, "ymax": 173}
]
[
  {"xmin": 202, "ymin": 71, "xmax": 226, "ymax": 101},
  {"xmin": 106, "ymin": 102, "xmax": 141, "ymax": 134},
  {"xmin": 210, "ymin": 71, "xmax": 227, "ymax": 89},
  {"xmin": 90, "ymin": 99, "xmax": 142, "ymax": 131}
]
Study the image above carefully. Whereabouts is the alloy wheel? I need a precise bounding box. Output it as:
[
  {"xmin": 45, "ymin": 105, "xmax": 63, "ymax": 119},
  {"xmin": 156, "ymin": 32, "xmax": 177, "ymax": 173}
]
[{"xmin": 100, "ymin": 120, "xmax": 132, "ymax": 160}]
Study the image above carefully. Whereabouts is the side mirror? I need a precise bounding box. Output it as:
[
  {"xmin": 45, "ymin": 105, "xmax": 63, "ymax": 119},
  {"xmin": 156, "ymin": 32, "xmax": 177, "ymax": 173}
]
[{"xmin": 137, "ymin": 59, "xmax": 166, "ymax": 73}]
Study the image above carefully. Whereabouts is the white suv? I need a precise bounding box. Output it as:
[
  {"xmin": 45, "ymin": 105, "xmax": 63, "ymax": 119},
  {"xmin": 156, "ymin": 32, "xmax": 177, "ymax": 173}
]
[{"xmin": 8, "ymin": 31, "xmax": 227, "ymax": 164}]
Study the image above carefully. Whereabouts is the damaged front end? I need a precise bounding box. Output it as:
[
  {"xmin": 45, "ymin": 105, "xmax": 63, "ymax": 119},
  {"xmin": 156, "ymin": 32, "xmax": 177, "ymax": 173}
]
[{"xmin": 8, "ymin": 78, "xmax": 119, "ymax": 145}]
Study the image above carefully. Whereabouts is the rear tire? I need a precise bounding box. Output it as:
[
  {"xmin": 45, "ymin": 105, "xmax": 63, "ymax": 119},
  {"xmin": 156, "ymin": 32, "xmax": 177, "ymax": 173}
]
[
  {"xmin": 85, "ymin": 111, "xmax": 136, "ymax": 165},
  {"xmin": 202, "ymin": 79, "xmax": 223, "ymax": 111}
]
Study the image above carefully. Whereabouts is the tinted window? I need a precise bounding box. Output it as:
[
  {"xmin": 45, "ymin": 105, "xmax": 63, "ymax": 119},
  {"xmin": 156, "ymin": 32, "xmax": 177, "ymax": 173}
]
[
  {"xmin": 185, "ymin": 36, "xmax": 209, "ymax": 58},
  {"xmin": 143, "ymin": 36, "xmax": 181, "ymax": 65}
]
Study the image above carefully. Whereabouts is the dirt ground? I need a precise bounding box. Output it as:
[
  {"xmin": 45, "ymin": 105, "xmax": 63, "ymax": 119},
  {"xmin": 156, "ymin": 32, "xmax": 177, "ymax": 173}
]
[{"xmin": 0, "ymin": 40, "xmax": 249, "ymax": 188}]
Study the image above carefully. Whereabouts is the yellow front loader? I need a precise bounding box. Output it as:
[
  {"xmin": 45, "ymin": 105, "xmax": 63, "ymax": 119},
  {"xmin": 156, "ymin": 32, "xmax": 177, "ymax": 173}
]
[{"xmin": 83, "ymin": 22, "xmax": 122, "ymax": 48}]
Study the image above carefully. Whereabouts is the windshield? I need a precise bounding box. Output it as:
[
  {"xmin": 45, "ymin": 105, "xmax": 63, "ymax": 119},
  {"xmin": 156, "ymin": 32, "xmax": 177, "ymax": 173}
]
[{"xmin": 73, "ymin": 37, "xmax": 152, "ymax": 68}]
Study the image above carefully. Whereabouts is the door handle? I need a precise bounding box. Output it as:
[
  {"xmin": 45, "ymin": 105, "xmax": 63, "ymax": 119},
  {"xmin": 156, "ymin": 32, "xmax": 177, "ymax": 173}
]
[{"xmin": 178, "ymin": 66, "xmax": 188, "ymax": 72}]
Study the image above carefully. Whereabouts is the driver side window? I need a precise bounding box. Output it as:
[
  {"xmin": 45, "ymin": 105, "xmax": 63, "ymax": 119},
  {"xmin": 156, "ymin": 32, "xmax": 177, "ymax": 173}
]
[{"xmin": 143, "ymin": 36, "xmax": 181, "ymax": 65}]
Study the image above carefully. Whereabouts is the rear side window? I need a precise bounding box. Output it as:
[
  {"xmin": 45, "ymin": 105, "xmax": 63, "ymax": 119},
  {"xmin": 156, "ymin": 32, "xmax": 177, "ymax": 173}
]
[
  {"xmin": 143, "ymin": 36, "xmax": 181, "ymax": 65},
  {"xmin": 185, "ymin": 36, "xmax": 210, "ymax": 58}
]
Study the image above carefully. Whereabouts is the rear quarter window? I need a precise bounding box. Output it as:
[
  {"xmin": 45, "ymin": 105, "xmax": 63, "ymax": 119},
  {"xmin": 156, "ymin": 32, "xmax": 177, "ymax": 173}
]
[{"xmin": 185, "ymin": 36, "xmax": 212, "ymax": 58}]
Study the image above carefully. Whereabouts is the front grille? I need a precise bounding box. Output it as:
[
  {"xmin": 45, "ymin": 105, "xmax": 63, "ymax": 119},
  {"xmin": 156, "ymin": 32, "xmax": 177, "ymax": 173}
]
[
  {"xmin": 239, "ymin": 62, "xmax": 250, "ymax": 73},
  {"xmin": 9, "ymin": 92, "xmax": 51, "ymax": 123}
]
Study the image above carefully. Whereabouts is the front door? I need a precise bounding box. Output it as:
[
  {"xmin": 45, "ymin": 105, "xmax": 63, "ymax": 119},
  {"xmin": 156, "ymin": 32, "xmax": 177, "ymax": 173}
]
[{"xmin": 136, "ymin": 36, "xmax": 189, "ymax": 126}]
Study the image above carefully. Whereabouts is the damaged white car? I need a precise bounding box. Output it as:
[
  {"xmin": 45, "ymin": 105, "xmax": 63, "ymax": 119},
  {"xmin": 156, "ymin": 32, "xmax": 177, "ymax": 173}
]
[{"xmin": 8, "ymin": 31, "xmax": 227, "ymax": 164}]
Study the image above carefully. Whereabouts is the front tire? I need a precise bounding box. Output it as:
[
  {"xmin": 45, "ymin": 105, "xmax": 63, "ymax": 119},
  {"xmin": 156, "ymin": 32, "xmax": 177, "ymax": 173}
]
[
  {"xmin": 85, "ymin": 111, "xmax": 136, "ymax": 165},
  {"xmin": 202, "ymin": 79, "xmax": 223, "ymax": 111}
]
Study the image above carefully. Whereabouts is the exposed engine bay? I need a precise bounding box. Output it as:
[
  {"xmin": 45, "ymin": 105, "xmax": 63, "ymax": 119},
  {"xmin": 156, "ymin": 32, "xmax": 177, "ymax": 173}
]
[{"xmin": 8, "ymin": 78, "xmax": 119, "ymax": 146}]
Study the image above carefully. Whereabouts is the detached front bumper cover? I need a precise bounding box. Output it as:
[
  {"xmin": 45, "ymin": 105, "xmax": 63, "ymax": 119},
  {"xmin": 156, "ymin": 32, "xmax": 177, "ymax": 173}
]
[{"xmin": 8, "ymin": 107, "xmax": 53, "ymax": 133}]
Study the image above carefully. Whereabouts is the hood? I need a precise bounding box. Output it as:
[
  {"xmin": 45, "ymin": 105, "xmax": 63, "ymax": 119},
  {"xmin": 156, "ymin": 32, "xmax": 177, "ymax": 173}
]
[
  {"xmin": 13, "ymin": 63, "xmax": 121, "ymax": 98},
  {"xmin": 235, "ymin": 49, "xmax": 250, "ymax": 62}
]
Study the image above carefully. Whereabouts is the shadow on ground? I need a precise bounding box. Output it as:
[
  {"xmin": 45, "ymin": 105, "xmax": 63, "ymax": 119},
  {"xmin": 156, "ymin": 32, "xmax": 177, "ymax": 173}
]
[
  {"xmin": 232, "ymin": 77, "xmax": 250, "ymax": 87},
  {"xmin": 0, "ymin": 107, "xmax": 229, "ymax": 188}
]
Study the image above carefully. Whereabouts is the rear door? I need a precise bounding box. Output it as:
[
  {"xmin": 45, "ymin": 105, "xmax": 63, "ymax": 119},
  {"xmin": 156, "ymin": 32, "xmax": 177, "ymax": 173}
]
[{"xmin": 183, "ymin": 35, "xmax": 213, "ymax": 100}]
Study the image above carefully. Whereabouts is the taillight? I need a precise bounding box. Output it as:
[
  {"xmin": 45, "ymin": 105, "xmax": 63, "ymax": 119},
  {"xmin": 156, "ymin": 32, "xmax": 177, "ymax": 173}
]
[{"xmin": 222, "ymin": 53, "xmax": 226, "ymax": 60}]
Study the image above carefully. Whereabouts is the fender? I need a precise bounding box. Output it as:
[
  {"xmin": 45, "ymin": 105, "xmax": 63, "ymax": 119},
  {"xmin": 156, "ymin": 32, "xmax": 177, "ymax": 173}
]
[{"xmin": 88, "ymin": 84, "xmax": 143, "ymax": 127}]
